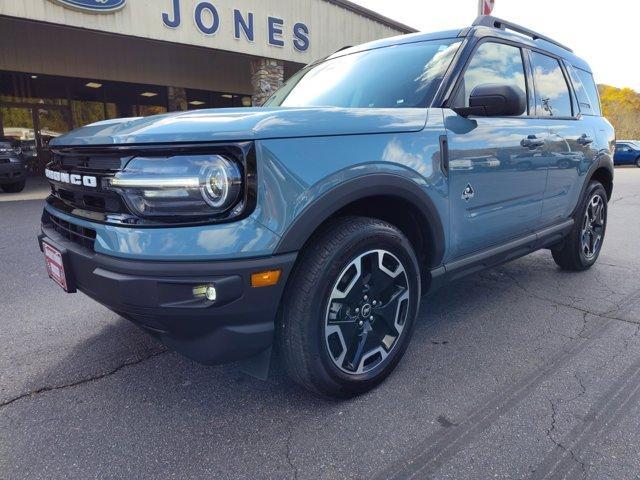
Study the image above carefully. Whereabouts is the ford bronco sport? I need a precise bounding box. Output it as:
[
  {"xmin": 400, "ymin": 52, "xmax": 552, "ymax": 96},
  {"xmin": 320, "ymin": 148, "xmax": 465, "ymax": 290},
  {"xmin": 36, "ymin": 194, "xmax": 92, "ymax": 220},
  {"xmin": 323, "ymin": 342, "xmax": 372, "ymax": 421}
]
[{"xmin": 38, "ymin": 17, "xmax": 614, "ymax": 397}]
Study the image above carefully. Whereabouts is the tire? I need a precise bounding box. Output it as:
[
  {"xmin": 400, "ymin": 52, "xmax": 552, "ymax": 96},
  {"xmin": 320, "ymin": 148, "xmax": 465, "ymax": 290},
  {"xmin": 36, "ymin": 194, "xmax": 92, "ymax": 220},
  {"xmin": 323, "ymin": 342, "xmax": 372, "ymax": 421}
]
[
  {"xmin": 552, "ymin": 181, "xmax": 607, "ymax": 271},
  {"xmin": 1, "ymin": 180, "xmax": 26, "ymax": 193},
  {"xmin": 277, "ymin": 216, "xmax": 421, "ymax": 398},
  {"xmin": 635, "ymin": 157, "xmax": 640, "ymax": 168}
]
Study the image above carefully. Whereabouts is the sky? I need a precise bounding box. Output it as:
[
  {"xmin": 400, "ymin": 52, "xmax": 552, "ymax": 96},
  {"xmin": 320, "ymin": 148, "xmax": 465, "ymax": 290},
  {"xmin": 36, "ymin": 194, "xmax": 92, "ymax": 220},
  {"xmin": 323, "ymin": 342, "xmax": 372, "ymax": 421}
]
[{"xmin": 351, "ymin": 0, "xmax": 640, "ymax": 91}]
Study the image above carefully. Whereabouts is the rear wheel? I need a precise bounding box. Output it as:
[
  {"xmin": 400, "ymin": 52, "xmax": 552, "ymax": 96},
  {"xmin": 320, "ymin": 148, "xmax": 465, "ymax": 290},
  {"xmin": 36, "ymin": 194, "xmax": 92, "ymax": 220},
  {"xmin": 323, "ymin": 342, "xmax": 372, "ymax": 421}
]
[
  {"xmin": 552, "ymin": 181, "xmax": 607, "ymax": 271},
  {"xmin": 277, "ymin": 216, "xmax": 421, "ymax": 398},
  {"xmin": 1, "ymin": 180, "xmax": 25, "ymax": 193},
  {"xmin": 635, "ymin": 157, "xmax": 640, "ymax": 168}
]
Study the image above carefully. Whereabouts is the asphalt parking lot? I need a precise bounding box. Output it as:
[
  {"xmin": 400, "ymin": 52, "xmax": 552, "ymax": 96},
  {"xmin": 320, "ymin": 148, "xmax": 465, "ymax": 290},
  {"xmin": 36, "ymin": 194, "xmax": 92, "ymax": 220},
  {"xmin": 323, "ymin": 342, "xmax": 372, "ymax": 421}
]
[{"xmin": 1, "ymin": 169, "xmax": 640, "ymax": 480}]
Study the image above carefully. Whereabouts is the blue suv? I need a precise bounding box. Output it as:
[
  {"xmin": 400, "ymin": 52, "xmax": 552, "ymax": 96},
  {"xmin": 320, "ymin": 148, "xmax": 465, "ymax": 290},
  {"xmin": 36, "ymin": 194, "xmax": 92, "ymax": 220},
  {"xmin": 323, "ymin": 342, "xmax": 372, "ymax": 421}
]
[
  {"xmin": 614, "ymin": 141, "xmax": 640, "ymax": 167},
  {"xmin": 38, "ymin": 16, "xmax": 614, "ymax": 397}
]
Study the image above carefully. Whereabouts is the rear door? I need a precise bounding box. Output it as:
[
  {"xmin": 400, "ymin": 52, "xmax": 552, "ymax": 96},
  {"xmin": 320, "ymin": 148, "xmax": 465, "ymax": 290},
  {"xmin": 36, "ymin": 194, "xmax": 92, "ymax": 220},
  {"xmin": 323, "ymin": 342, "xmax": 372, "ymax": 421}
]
[
  {"xmin": 444, "ymin": 41, "xmax": 549, "ymax": 259},
  {"xmin": 533, "ymin": 55, "xmax": 598, "ymax": 226}
]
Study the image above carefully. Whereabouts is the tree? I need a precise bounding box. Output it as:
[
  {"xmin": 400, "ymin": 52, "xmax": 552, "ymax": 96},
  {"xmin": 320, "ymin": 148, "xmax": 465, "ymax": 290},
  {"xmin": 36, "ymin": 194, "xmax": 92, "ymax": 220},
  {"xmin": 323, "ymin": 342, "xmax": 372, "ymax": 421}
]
[{"xmin": 599, "ymin": 85, "xmax": 640, "ymax": 139}]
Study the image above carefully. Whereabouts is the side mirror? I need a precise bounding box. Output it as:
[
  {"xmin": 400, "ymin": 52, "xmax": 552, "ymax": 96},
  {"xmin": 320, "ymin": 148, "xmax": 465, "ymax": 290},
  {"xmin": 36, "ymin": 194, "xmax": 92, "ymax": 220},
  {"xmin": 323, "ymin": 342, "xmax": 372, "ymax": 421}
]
[{"xmin": 454, "ymin": 84, "xmax": 526, "ymax": 118}]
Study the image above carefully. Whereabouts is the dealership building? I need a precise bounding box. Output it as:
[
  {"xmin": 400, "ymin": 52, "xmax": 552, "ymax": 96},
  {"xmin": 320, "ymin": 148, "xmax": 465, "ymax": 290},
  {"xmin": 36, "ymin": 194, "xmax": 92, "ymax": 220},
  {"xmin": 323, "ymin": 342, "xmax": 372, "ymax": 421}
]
[{"xmin": 0, "ymin": 0, "xmax": 413, "ymax": 172}]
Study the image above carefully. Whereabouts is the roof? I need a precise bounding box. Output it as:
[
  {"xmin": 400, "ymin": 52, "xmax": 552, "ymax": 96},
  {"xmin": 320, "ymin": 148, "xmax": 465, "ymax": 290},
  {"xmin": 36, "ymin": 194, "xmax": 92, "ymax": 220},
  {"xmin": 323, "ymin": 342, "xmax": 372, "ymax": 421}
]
[
  {"xmin": 327, "ymin": 16, "xmax": 591, "ymax": 73},
  {"xmin": 326, "ymin": 29, "xmax": 463, "ymax": 61},
  {"xmin": 323, "ymin": 0, "xmax": 418, "ymax": 34}
]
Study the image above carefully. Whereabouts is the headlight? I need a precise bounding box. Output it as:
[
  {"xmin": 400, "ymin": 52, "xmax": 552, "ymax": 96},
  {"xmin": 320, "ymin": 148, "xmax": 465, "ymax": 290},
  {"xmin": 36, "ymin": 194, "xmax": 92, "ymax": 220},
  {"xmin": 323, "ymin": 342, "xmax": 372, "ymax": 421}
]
[{"xmin": 109, "ymin": 154, "xmax": 243, "ymax": 219}]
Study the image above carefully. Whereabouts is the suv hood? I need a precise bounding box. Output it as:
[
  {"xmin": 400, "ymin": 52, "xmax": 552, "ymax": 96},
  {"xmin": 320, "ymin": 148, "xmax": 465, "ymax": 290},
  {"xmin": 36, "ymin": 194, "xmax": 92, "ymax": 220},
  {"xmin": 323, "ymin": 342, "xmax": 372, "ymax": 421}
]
[{"xmin": 50, "ymin": 107, "xmax": 428, "ymax": 147}]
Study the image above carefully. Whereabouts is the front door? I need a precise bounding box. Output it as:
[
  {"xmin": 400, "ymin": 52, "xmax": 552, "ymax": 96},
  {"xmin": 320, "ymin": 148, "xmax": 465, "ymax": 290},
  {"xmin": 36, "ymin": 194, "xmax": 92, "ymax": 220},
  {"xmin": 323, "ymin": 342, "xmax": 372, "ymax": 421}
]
[{"xmin": 444, "ymin": 41, "xmax": 548, "ymax": 260}]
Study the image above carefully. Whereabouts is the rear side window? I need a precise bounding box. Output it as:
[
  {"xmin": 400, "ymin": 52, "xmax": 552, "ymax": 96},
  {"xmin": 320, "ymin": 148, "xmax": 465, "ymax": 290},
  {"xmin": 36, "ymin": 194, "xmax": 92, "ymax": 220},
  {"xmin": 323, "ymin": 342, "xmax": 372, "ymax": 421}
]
[
  {"xmin": 566, "ymin": 65, "xmax": 601, "ymax": 116},
  {"xmin": 530, "ymin": 52, "xmax": 572, "ymax": 117},
  {"xmin": 452, "ymin": 42, "xmax": 526, "ymax": 112}
]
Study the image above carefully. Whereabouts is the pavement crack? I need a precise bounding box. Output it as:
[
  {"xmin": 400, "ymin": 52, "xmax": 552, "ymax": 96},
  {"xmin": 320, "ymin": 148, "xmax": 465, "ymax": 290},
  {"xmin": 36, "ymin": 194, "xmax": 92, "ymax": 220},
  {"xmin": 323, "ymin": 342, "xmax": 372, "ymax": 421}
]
[
  {"xmin": 544, "ymin": 395, "xmax": 588, "ymax": 479},
  {"xmin": 577, "ymin": 312, "xmax": 589, "ymax": 339},
  {"xmin": 284, "ymin": 418, "xmax": 299, "ymax": 480},
  {"xmin": 0, "ymin": 349, "xmax": 168, "ymax": 410},
  {"xmin": 499, "ymin": 269, "xmax": 640, "ymax": 330},
  {"xmin": 610, "ymin": 193, "xmax": 640, "ymax": 204}
]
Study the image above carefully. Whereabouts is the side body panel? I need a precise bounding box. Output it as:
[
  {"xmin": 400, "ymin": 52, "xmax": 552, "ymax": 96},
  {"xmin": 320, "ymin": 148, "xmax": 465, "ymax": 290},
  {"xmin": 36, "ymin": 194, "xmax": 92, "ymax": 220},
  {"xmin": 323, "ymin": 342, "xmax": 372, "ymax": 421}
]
[
  {"xmin": 443, "ymin": 110, "xmax": 549, "ymax": 260},
  {"xmin": 258, "ymin": 109, "xmax": 448, "ymax": 263}
]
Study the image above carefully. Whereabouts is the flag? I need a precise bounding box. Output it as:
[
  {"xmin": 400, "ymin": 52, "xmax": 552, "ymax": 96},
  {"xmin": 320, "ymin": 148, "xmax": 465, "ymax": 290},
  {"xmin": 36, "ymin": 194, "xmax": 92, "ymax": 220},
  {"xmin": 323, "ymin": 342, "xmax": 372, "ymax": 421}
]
[{"xmin": 482, "ymin": 0, "xmax": 495, "ymax": 15}]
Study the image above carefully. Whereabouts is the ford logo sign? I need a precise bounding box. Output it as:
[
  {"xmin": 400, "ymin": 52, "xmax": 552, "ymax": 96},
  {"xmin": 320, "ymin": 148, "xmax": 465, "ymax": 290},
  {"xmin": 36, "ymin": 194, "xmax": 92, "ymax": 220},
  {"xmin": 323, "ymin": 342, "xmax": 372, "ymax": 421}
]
[{"xmin": 48, "ymin": 0, "xmax": 126, "ymax": 13}]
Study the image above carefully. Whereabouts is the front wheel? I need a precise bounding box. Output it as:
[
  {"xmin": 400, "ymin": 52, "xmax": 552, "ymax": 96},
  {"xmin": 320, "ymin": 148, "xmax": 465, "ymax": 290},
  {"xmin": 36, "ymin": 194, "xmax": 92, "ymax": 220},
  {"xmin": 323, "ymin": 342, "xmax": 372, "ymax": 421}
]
[
  {"xmin": 552, "ymin": 181, "xmax": 608, "ymax": 271},
  {"xmin": 277, "ymin": 216, "xmax": 421, "ymax": 398}
]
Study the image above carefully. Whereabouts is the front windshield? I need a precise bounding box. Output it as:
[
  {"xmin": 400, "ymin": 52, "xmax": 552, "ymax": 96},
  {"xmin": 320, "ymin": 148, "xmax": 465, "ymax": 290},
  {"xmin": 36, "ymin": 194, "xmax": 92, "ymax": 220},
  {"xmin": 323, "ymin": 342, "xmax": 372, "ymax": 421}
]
[{"xmin": 265, "ymin": 39, "xmax": 461, "ymax": 109}]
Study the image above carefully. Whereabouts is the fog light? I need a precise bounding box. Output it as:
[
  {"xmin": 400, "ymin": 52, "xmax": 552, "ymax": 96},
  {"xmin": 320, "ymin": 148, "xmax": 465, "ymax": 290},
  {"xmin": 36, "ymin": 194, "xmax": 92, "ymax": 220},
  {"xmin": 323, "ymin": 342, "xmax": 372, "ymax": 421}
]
[
  {"xmin": 251, "ymin": 270, "xmax": 281, "ymax": 288},
  {"xmin": 205, "ymin": 285, "xmax": 217, "ymax": 301},
  {"xmin": 193, "ymin": 284, "xmax": 217, "ymax": 302}
]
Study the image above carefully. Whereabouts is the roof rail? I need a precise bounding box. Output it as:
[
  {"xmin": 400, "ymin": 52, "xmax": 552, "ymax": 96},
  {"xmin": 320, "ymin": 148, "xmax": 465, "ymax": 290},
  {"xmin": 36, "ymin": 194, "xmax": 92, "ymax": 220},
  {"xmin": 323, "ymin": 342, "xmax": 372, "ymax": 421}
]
[{"xmin": 472, "ymin": 15, "xmax": 573, "ymax": 53}]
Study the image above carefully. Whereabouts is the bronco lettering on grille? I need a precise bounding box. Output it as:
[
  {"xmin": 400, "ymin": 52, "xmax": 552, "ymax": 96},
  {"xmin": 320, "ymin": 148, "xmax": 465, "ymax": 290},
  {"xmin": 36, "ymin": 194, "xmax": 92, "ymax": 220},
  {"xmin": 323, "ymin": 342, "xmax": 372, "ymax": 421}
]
[{"xmin": 45, "ymin": 168, "xmax": 98, "ymax": 188}]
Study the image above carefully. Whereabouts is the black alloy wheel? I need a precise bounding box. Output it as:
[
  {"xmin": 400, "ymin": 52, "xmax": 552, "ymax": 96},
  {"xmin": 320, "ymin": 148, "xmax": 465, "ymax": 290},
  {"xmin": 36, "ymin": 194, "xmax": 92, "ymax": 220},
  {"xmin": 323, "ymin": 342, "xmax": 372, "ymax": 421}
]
[
  {"xmin": 278, "ymin": 216, "xmax": 421, "ymax": 398},
  {"xmin": 552, "ymin": 181, "xmax": 608, "ymax": 271},
  {"xmin": 324, "ymin": 249, "xmax": 410, "ymax": 375}
]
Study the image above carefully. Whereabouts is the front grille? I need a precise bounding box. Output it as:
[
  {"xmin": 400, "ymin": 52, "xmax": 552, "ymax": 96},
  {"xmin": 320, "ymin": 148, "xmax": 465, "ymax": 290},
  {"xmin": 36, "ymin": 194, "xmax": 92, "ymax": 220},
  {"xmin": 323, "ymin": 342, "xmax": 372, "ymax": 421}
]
[
  {"xmin": 60, "ymin": 156, "xmax": 125, "ymax": 171},
  {"xmin": 52, "ymin": 185, "xmax": 122, "ymax": 213},
  {"xmin": 47, "ymin": 153, "xmax": 128, "ymax": 216},
  {"xmin": 46, "ymin": 212, "xmax": 97, "ymax": 251}
]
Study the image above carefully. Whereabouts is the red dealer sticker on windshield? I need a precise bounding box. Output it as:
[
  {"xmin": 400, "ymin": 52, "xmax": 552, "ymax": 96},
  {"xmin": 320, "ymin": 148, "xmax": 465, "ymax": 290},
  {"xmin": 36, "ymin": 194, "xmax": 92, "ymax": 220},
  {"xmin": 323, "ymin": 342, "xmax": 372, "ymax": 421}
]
[{"xmin": 43, "ymin": 242, "xmax": 68, "ymax": 291}]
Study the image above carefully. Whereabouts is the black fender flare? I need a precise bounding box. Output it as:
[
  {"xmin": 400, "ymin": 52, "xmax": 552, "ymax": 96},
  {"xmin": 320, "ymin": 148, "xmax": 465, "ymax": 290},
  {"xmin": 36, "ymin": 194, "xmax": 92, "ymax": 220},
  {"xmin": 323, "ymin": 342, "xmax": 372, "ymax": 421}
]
[
  {"xmin": 273, "ymin": 173, "xmax": 446, "ymax": 268},
  {"xmin": 570, "ymin": 152, "xmax": 614, "ymax": 218}
]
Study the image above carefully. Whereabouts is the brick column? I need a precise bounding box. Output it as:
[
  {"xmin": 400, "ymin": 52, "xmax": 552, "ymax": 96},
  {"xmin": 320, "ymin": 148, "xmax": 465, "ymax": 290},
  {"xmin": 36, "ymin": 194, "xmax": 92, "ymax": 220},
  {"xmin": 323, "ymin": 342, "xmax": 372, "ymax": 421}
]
[
  {"xmin": 250, "ymin": 58, "xmax": 284, "ymax": 106},
  {"xmin": 167, "ymin": 86, "xmax": 188, "ymax": 112}
]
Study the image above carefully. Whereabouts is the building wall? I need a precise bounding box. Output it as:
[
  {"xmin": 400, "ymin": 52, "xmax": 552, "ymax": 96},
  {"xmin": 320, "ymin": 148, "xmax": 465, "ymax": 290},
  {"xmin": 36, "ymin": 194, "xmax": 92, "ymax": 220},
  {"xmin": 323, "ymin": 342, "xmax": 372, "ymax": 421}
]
[{"xmin": 0, "ymin": 0, "xmax": 406, "ymax": 65}]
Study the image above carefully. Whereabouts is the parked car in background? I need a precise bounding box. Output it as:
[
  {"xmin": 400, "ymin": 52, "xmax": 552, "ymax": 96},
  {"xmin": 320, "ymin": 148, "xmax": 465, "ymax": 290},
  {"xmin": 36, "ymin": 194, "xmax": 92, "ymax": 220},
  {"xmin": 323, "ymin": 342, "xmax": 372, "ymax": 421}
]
[
  {"xmin": 19, "ymin": 139, "xmax": 38, "ymax": 165},
  {"xmin": 614, "ymin": 141, "xmax": 640, "ymax": 167},
  {"xmin": 38, "ymin": 16, "xmax": 614, "ymax": 397},
  {"xmin": 0, "ymin": 137, "xmax": 27, "ymax": 193}
]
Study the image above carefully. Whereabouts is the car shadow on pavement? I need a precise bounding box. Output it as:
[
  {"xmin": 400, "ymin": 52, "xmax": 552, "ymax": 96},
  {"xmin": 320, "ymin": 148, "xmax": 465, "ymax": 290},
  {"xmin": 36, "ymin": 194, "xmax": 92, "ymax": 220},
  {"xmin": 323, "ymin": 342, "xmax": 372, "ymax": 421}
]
[{"xmin": 27, "ymin": 260, "xmax": 529, "ymax": 403}]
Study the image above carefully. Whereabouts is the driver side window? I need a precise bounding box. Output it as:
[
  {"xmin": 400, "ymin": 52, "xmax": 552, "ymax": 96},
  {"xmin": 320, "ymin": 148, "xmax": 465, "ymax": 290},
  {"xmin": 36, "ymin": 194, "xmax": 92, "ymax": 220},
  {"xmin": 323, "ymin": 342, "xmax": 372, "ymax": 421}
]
[{"xmin": 452, "ymin": 42, "xmax": 527, "ymax": 112}]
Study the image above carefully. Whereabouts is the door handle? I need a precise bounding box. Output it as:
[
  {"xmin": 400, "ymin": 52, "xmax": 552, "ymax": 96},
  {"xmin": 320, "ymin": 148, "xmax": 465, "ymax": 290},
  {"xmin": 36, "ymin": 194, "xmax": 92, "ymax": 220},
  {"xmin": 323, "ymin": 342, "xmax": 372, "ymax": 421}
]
[
  {"xmin": 520, "ymin": 135, "xmax": 545, "ymax": 149},
  {"xmin": 577, "ymin": 134, "xmax": 594, "ymax": 146}
]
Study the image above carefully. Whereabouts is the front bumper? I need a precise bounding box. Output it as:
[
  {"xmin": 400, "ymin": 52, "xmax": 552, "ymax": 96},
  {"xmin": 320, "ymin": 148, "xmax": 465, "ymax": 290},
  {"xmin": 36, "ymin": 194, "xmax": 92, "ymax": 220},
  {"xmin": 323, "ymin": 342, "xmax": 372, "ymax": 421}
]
[
  {"xmin": 38, "ymin": 221, "xmax": 297, "ymax": 365},
  {"xmin": 0, "ymin": 160, "xmax": 26, "ymax": 184}
]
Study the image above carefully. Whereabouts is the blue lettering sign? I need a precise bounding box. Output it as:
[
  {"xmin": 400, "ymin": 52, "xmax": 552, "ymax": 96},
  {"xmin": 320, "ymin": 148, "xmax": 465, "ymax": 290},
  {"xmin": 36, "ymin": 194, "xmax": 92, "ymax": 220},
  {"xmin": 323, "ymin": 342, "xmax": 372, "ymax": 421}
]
[
  {"xmin": 293, "ymin": 23, "xmax": 310, "ymax": 52},
  {"xmin": 194, "ymin": 2, "xmax": 220, "ymax": 35},
  {"xmin": 268, "ymin": 17, "xmax": 285, "ymax": 47},
  {"xmin": 158, "ymin": 4, "xmax": 310, "ymax": 53},
  {"xmin": 162, "ymin": 0, "xmax": 181, "ymax": 28},
  {"xmin": 234, "ymin": 10, "xmax": 254, "ymax": 41}
]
